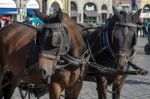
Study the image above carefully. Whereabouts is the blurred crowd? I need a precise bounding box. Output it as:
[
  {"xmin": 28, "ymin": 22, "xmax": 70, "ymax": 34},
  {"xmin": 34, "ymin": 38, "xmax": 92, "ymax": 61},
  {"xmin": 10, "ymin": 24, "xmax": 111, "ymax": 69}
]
[
  {"xmin": 0, "ymin": 15, "xmax": 43, "ymax": 29},
  {"xmin": 23, "ymin": 16, "xmax": 44, "ymax": 28},
  {"xmin": 137, "ymin": 18, "xmax": 150, "ymax": 38},
  {"xmin": 0, "ymin": 16, "xmax": 13, "ymax": 28}
]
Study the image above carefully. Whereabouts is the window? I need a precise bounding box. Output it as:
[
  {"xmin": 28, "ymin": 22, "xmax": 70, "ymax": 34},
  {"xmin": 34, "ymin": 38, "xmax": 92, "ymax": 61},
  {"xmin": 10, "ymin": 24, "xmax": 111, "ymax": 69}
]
[
  {"xmin": 71, "ymin": 1, "xmax": 77, "ymax": 11},
  {"xmin": 101, "ymin": 4, "xmax": 107, "ymax": 10},
  {"xmin": 143, "ymin": 4, "xmax": 150, "ymax": 13},
  {"xmin": 84, "ymin": 3, "xmax": 97, "ymax": 11},
  {"xmin": 102, "ymin": 13, "xmax": 107, "ymax": 23}
]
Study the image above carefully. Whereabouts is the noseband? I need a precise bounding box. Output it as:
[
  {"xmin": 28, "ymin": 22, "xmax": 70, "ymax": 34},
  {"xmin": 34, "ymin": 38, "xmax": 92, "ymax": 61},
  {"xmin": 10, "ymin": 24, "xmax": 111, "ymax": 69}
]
[{"xmin": 115, "ymin": 22, "xmax": 138, "ymax": 28}]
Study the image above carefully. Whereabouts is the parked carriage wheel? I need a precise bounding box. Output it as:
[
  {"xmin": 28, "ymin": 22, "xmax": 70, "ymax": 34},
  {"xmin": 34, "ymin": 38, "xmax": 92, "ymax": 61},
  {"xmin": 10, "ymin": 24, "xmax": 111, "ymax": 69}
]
[
  {"xmin": 144, "ymin": 44, "xmax": 150, "ymax": 55},
  {"xmin": 19, "ymin": 88, "xmax": 28, "ymax": 99},
  {"xmin": 18, "ymin": 82, "xmax": 40, "ymax": 99},
  {"xmin": 19, "ymin": 88, "xmax": 40, "ymax": 99}
]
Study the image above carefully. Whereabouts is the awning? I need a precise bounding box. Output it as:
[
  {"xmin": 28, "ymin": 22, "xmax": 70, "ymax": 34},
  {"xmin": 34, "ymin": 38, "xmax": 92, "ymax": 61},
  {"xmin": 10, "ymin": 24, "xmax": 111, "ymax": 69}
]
[
  {"xmin": 84, "ymin": 11, "xmax": 99, "ymax": 17},
  {"xmin": 0, "ymin": 0, "xmax": 18, "ymax": 14},
  {"xmin": 27, "ymin": 0, "xmax": 39, "ymax": 9},
  {"xmin": 0, "ymin": 8, "xmax": 18, "ymax": 14}
]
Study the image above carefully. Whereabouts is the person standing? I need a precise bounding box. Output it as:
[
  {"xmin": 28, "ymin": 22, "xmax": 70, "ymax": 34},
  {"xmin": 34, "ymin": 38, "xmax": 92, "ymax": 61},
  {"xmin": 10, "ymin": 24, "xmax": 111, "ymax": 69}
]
[
  {"xmin": 137, "ymin": 18, "xmax": 144, "ymax": 37},
  {"xmin": 0, "ymin": 18, "xmax": 5, "ymax": 28}
]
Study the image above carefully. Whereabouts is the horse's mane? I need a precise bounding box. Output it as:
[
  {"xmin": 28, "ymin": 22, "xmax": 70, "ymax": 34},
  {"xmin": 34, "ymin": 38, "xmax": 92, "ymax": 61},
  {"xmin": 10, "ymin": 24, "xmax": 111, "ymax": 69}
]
[
  {"xmin": 62, "ymin": 13, "xmax": 85, "ymax": 55},
  {"xmin": 63, "ymin": 13, "xmax": 81, "ymax": 35}
]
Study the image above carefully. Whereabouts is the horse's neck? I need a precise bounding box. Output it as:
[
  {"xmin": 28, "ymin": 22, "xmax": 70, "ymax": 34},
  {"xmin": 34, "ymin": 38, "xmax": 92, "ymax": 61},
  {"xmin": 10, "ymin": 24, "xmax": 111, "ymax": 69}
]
[
  {"xmin": 86, "ymin": 28, "xmax": 102, "ymax": 54},
  {"xmin": 63, "ymin": 16, "xmax": 85, "ymax": 57},
  {"xmin": 69, "ymin": 28, "xmax": 85, "ymax": 57}
]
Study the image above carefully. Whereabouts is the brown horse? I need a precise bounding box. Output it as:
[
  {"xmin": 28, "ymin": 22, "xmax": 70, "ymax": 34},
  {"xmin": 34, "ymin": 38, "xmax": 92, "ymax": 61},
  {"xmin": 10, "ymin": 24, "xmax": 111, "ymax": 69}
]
[
  {"xmin": 0, "ymin": 22, "xmax": 46, "ymax": 99},
  {"xmin": 81, "ymin": 7, "xmax": 146, "ymax": 99},
  {"xmin": 37, "ymin": 8, "xmax": 88, "ymax": 99},
  {"xmin": 0, "ymin": 9, "xmax": 87, "ymax": 99}
]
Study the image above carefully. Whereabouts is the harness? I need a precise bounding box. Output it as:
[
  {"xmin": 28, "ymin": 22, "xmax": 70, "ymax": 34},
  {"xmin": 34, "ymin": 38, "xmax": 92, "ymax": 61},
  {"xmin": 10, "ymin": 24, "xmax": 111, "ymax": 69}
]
[
  {"xmin": 39, "ymin": 23, "xmax": 71, "ymax": 57},
  {"xmin": 40, "ymin": 23, "xmax": 90, "ymax": 68}
]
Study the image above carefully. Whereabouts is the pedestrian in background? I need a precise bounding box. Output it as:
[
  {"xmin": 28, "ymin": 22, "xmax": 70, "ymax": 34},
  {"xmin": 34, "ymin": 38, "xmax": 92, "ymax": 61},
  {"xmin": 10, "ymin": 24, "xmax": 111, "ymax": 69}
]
[
  {"xmin": 137, "ymin": 18, "xmax": 144, "ymax": 37},
  {"xmin": 0, "ymin": 18, "xmax": 5, "ymax": 28},
  {"xmin": 143, "ymin": 21, "xmax": 149, "ymax": 37}
]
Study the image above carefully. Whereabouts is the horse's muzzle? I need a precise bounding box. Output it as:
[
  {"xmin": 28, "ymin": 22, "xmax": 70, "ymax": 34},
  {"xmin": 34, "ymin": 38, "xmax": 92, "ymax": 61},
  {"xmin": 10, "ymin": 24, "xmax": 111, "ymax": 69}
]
[
  {"xmin": 39, "ymin": 66, "xmax": 53, "ymax": 84},
  {"xmin": 38, "ymin": 57, "xmax": 55, "ymax": 84},
  {"xmin": 116, "ymin": 50, "xmax": 129, "ymax": 71}
]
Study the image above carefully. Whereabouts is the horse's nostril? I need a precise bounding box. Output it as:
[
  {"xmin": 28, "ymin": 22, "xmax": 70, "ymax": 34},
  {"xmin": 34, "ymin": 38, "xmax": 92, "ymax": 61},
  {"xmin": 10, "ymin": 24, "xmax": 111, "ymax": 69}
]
[
  {"xmin": 41, "ymin": 69, "xmax": 46, "ymax": 76},
  {"xmin": 119, "ymin": 64, "xmax": 124, "ymax": 70}
]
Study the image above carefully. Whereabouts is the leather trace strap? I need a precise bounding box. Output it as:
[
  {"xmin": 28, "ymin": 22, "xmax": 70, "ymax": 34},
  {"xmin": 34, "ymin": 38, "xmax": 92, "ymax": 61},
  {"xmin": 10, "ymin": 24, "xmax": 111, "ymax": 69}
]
[{"xmin": 43, "ymin": 23, "xmax": 64, "ymax": 29}]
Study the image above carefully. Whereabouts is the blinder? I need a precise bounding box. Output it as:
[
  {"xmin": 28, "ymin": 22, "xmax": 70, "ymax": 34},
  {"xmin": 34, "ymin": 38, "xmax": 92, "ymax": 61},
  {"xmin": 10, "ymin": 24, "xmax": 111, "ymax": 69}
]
[
  {"xmin": 41, "ymin": 23, "xmax": 71, "ymax": 57},
  {"xmin": 52, "ymin": 32, "xmax": 63, "ymax": 47},
  {"xmin": 115, "ymin": 22, "xmax": 137, "ymax": 45}
]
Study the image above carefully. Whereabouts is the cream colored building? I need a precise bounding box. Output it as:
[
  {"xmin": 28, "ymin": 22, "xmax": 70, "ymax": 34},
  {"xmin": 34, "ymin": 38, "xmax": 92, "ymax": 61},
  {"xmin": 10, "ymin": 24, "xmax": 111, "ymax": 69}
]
[
  {"xmin": 112, "ymin": 0, "xmax": 150, "ymax": 21},
  {"xmin": 69, "ymin": 0, "xmax": 112, "ymax": 25},
  {"xmin": 138, "ymin": 0, "xmax": 150, "ymax": 20},
  {"xmin": 14, "ymin": 0, "xmax": 69, "ymax": 21},
  {"xmin": 14, "ymin": 0, "xmax": 113, "ymax": 24},
  {"xmin": 14, "ymin": 0, "xmax": 42, "ymax": 21},
  {"xmin": 44, "ymin": 0, "xmax": 113, "ymax": 25}
]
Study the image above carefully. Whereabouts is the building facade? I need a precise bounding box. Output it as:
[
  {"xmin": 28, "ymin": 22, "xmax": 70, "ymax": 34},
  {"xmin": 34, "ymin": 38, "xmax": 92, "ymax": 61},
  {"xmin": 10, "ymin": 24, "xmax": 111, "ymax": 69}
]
[
  {"xmin": 138, "ymin": 0, "xmax": 150, "ymax": 21},
  {"xmin": 13, "ymin": 0, "xmax": 69, "ymax": 21},
  {"xmin": 112, "ymin": 0, "xmax": 150, "ymax": 20},
  {"xmin": 70, "ymin": 0, "xmax": 112, "ymax": 26},
  {"xmin": 0, "ymin": 0, "xmax": 18, "ymax": 21},
  {"xmin": 14, "ymin": 0, "xmax": 42, "ymax": 21},
  {"xmin": 41, "ymin": 0, "xmax": 69, "ymax": 15},
  {"xmin": 14, "ymin": 0, "xmax": 113, "ymax": 25},
  {"xmin": 9, "ymin": 0, "xmax": 150, "ymax": 23}
]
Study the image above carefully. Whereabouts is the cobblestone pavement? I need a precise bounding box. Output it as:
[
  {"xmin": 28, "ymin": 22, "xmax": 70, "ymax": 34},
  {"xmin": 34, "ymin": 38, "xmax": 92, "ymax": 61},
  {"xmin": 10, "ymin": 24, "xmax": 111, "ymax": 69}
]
[{"xmin": 11, "ymin": 37, "xmax": 150, "ymax": 99}]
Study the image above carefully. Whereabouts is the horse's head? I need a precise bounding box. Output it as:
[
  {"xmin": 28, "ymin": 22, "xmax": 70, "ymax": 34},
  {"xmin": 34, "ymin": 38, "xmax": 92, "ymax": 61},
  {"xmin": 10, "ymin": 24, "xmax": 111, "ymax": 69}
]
[
  {"xmin": 107, "ymin": 7, "xmax": 141, "ymax": 71},
  {"xmin": 38, "ymin": 8, "xmax": 71, "ymax": 82}
]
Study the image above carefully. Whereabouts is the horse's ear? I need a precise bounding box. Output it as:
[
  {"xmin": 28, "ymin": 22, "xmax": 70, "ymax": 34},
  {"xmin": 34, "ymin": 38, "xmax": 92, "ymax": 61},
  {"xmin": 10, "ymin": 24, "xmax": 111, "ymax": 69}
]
[
  {"xmin": 34, "ymin": 10, "xmax": 48, "ymax": 21},
  {"xmin": 133, "ymin": 9, "xmax": 142, "ymax": 23},
  {"xmin": 57, "ymin": 8, "xmax": 63, "ymax": 22},
  {"xmin": 112, "ymin": 6, "xmax": 121, "ymax": 20}
]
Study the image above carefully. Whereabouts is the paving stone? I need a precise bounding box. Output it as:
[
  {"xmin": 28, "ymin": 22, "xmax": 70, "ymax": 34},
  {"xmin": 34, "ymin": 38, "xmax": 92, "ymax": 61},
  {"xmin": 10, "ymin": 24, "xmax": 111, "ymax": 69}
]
[{"xmin": 11, "ymin": 38, "xmax": 150, "ymax": 99}]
